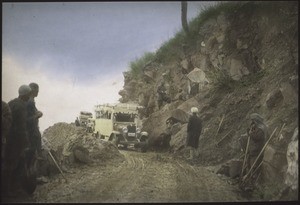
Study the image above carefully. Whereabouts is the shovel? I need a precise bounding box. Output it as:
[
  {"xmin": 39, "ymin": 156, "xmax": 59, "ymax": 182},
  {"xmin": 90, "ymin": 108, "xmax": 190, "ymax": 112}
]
[{"xmin": 42, "ymin": 137, "xmax": 68, "ymax": 183}]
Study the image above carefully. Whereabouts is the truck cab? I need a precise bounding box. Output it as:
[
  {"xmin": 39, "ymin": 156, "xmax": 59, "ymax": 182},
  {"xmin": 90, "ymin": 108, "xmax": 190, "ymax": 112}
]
[{"xmin": 79, "ymin": 111, "xmax": 93, "ymax": 127}]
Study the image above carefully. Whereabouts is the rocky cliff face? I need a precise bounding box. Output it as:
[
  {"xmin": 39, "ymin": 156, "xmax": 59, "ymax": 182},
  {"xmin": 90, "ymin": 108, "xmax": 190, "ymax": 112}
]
[{"xmin": 118, "ymin": 1, "xmax": 298, "ymax": 197}]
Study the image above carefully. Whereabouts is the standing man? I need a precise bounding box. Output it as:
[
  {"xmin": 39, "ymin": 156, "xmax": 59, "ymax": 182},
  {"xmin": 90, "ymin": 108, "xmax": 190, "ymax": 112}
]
[
  {"xmin": 1, "ymin": 101, "xmax": 12, "ymax": 194},
  {"xmin": 186, "ymin": 107, "xmax": 202, "ymax": 160},
  {"xmin": 4, "ymin": 85, "xmax": 32, "ymax": 195},
  {"xmin": 1, "ymin": 101, "xmax": 12, "ymax": 161},
  {"xmin": 27, "ymin": 82, "xmax": 43, "ymax": 155}
]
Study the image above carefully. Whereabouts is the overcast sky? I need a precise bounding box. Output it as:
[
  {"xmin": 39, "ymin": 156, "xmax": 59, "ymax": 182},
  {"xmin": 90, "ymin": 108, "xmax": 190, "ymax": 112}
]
[{"xmin": 2, "ymin": 1, "xmax": 215, "ymax": 133}]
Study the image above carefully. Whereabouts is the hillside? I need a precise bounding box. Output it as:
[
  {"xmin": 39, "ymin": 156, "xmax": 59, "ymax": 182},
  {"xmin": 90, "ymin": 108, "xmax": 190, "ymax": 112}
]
[{"xmin": 118, "ymin": 1, "xmax": 298, "ymax": 200}]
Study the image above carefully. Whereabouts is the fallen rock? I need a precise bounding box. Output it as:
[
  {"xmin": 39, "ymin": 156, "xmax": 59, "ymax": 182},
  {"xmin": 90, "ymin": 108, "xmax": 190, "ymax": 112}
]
[
  {"xmin": 42, "ymin": 123, "xmax": 124, "ymax": 172},
  {"xmin": 168, "ymin": 109, "xmax": 190, "ymax": 124},
  {"xmin": 263, "ymin": 144, "xmax": 287, "ymax": 184},
  {"xmin": 265, "ymin": 89, "xmax": 284, "ymax": 108},
  {"xmin": 284, "ymin": 127, "xmax": 298, "ymax": 191},
  {"xmin": 216, "ymin": 159, "xmax": 243, "ymax": 179},
  {"xmin": 227, "ymin": 57, "xmax": 250, "ymax": 81},
  {"xmin": 170, "ymin": 122, "xmax": 182, "ymax": 135},
  {"xmin": 170, "ymin": 124, "xmax": 187, "ymax": 152}
]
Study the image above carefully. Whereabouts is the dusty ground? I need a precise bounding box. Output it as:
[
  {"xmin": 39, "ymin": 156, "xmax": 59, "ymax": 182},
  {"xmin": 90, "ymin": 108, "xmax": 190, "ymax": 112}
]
[{"xmin": 2, "ymin": 149, "xmax": 246, "ymax": 203}]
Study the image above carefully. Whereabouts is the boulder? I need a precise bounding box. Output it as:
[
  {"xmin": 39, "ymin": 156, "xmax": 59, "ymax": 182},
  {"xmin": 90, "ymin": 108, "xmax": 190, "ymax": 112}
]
[
  {"xmin": 285, "ymin": 128, "xmax": 298, "ymax": 191},
  {"xmin": 180, "ymin": 59, "xmax": 189, "ymax": 71},
  {"xmin": 206, "ymin": 36, "xmax": 218, "ymax": 51},
  {"xmin": 143, "ymin": 70, "xmax": 155, "ymax": 82},
  {"xmin": 170, "ymin": 124, "xmax": 187, "ymax": 152},
  {"xmin": 265, "ymin": 89, "xmax": 284, "ymax": 108},
  {"xmin": 263, "ymin": 144, "xmax": 287, "ymax": 183},
  {"xmin": 228, "ymin": 159, "xmax": 243, "ymax": 178},
  {"xmin": 178, "ymin": 98, "xmax": 200, "ymax": 114},
  {"xmin": 191, "ymin": 54, "xmax": 210, "ymax": 71},
  {"xmin": 280, "ymin": 82, "xmax": 298, "ymax": 106},
  {"xmin": 167, "ymin": 108, "xmax": 190, "ymax": 124},
  {"xmin": 42, "ymin": 123, "xmax": 124, "ymax": 169},
  {"xmin": 226, "ymin": 57, "xmax": 250, "ymax": 81},
  {"xmin": 170, "ymin": 122, "xmax": 182, "ymax": 135},
  {"xmin": 216, "ymin": 159, "xmax": 243, "ymax": 178},
  {"xmin": 216, "ymin": 33, "xmax": 225, "ymax": 44},
  {"xmin": 143, "ymin": 109, "xmax": 173, "ymax": 144},
  {"xmin": 289, "ymin": 75, "xmax": 298, "ymax": 91},
  {"xmin": 187, "ymin": 68, "xmax": 210, "ymax": 84}
]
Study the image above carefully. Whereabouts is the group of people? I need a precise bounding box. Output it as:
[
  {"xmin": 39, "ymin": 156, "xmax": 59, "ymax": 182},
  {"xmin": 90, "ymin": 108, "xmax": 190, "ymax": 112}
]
[
  {"xmin": 185, "ymin": 107, "xmax": 268, "ymax": 190},
  {"xmin": 1, "ymin": 83, "xmax": 43, "ymax": 197}
]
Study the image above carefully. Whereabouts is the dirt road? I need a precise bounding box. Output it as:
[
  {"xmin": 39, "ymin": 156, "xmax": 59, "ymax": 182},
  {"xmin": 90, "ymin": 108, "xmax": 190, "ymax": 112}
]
[{"xmin": 5, "ymin": 149, "xmax": 244, "ymax": 203}]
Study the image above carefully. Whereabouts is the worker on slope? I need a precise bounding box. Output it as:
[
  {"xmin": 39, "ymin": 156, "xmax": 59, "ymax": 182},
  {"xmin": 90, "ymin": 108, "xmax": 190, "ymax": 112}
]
[
  {"xmin": 240, "ymin": 113, "xmax": 268, "ymax": 191},
  {"xmin": 186, "ymin": 107, "xmax": 202, "ymax": 160}
]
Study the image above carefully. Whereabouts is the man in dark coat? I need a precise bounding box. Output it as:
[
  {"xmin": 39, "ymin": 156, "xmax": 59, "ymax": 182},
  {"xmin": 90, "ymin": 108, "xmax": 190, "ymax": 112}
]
[
  {"xmin": 186, "ymin": 107, "xmax": 202, "ymax": 160},
  {"xmin": 27, "ymin": 82, "xmax": 43, "ymax": 155},
  {"xmin": 1, "ymin": 101, "xmax": 12, "ymax": 161},
  {"xmin": 4, "ymin": 85, "xmax": 32, "ymax": 195},
  {"xmin": 1, "ymin": 101, "xmax": 12, "ymax": 194},
  {"xmin": 247, "ymin": 113, "xmax": 267, "ymax": 165}
]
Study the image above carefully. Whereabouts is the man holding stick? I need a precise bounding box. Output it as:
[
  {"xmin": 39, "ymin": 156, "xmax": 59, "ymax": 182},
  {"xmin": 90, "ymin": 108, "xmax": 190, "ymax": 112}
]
[{"xmin": 240, "ymin": 113, "xmax": 268, "ymax": 191}]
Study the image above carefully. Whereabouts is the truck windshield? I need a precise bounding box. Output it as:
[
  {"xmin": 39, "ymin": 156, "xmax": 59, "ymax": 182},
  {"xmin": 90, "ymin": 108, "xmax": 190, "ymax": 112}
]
[{"xmin": 115, "ymin": 113, "xmax": 135, "ymax": 122}]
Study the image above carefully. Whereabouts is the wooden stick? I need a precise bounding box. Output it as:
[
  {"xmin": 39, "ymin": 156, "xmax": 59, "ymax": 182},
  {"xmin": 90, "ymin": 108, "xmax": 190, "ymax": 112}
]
[
  {"xmin": 240, "ymin": 135, "xmax": 250, "ymax": 182},
  {"xmin": 215, "ymin": 114, "xmax": 225, "ymax": 136},
  {"xmin": 242, "ymin": 127, "xmax": 278, "ymax": 181},
  {"xmin": 216, "ymin": 129, "xmax": 233, "ymax": 146},
  {"xmin": 48, "ymin": 150, "xmax": 68, "ymax": 183},
  {"xmin": 277, "ymin": 123, "xmax": 286, "ymax": 141},
  {"xmin": 241, "ymin": 160, "xmax": 263, "ymax": 186},
  {"xmin": 249, "ymin": 160, "xmax": 263, "ymax": 179},
  {"xmin": 254, "ymin": 172, "xmax": 261, "ymax": 186}
]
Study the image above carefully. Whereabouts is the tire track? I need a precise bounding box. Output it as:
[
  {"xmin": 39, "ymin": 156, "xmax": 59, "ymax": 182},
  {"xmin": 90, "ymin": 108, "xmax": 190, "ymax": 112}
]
[{"xmin": 34, "ymin": 150, "xmax": 242, "ymax": 203}]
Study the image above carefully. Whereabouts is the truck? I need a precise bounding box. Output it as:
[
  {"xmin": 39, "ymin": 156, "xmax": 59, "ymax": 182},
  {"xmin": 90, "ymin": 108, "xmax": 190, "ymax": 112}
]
[
  {"xmin": 78, "ymin": 111, "xmax": 93, "ymax": 127},
  {"xmin": 94, "ymin": 103, "xmax": 149, "ymax": 152}
]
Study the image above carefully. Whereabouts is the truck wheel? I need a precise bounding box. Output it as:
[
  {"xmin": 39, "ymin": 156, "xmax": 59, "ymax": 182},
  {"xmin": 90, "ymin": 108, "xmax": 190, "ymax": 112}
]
[
  {"xmin": 141, "ymin": 144, "xmax": 148, "ymax": 153},
  {"xmin": 141, "ymin": 140, "xmax": 148, "ymax": 153}
]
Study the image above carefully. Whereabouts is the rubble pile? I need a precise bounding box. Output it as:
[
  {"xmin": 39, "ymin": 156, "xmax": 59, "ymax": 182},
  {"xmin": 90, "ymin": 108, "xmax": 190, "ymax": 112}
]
[{"xmin": 41, "ymin": 123, "xmax": 124, "ymax": 174}]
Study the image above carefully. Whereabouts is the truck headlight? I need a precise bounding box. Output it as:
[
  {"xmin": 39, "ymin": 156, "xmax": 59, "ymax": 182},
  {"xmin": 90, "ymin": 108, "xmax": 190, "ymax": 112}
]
[
  {"xmin": 122, "ymin": 127, "xmax": 128, "ymax": 133},
  {"xmin": 136, "ymin": 127, "xmax": 141, "ymax": 133}
]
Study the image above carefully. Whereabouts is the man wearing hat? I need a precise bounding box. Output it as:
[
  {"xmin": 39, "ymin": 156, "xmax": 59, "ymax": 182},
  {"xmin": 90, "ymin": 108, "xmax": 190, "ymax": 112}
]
[
  {"xmin": 186, "ymin": 107, "xmax": 202, "ymax": 160},
  {"xmin": 27, "ymin": 82, "xmax": 43, "ymax": 155},
  {"xmin": 3, "ymin": 85, "xmax": 32, "ymax": 196}
]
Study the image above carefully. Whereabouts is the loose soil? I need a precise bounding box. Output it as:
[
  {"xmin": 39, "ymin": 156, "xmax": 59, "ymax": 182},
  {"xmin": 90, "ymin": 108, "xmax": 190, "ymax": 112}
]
[{"xmin": 2, "ymin": 149, "xmax": 246, "ymax": 203}]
